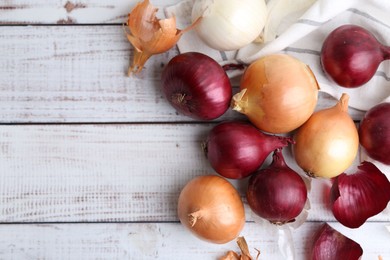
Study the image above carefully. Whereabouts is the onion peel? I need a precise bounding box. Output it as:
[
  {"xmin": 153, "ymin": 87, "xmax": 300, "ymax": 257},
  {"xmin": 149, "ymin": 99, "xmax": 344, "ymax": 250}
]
[
  {"xmin": 330, "ymin": 161, "xmax": 390, "ymax": 228},
  {"xmin": 124, "ymin": 0, "xmax": 200, "ymax": 75},
  {"xmin": 220, "ymin": 237, "xmax": 260, "ymax": 260},
  {"xmin": 311, "ymin": 223, "xmax": 363, "ymax": 259}
]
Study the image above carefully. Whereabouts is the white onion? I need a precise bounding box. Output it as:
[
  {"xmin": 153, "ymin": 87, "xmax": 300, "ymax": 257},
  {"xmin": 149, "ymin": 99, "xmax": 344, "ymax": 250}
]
[{"xmin": 191, "ymin": 0, "xmax": 268, "ymax": 51}]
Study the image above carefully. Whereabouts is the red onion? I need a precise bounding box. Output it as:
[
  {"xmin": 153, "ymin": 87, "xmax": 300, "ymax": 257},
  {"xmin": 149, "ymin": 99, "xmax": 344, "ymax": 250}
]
[
  {"xmin": 321, "ymin": 24, "xmax": 390, "ymax": 88},
  {"xmin": 204, "ymin": 121, "xmax": 293, "ymax": 179},
  {"xmin": 359, "ymin": 102, "xmax": 390, "ymax": 165},
  {"xmin": 311, "ymin": 223, "xmax": 363, "ymax": 260},
  {"xmin": 330, "ymin": 161, "xmax": 390, "ymax": 229},
  {"xmin": 246, "ymin": 149, "xmax": 307, "ymax": 224},
  {"xmin": 161, "ymin": 52, "xmax": 232, "ymax": 120}
]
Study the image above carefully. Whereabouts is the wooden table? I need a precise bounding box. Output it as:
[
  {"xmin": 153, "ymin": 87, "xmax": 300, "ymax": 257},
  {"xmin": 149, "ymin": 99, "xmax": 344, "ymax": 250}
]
[{"xmin": 0, "ymin": 1, "xmax": 389, "ymax": 259}]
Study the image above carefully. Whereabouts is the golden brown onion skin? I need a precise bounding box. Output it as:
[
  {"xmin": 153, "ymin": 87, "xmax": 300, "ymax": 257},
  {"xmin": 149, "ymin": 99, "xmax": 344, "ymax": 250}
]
[
  {"xmin": 232, "ymin": 54, "xmax": 319, "ymax": 134},
  {"xmin": 293, "ymin": 94, "xmax": 359, "ymax": 178},
  {"xmin": 177, "ymin": 175, "xmax": 245, "ymax": 244}
]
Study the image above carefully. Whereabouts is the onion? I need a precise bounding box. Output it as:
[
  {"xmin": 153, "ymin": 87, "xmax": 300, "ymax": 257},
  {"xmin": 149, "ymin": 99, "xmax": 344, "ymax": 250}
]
[
  {"xmin": 246, "ymin": 149, "xmax": 308, "ymax": 224},
  {"xmin": 204, "ymin": 121, "xmax": 293, "ymax": 179},
  {"xmin": 293, "ymin": 93, "xmax": 359, "ymax": 178},
  {"xmin": 232, "ymin": 54, "xmax": 319, "ymax": 134},
  {"xmin": 359, "ymin": 102, "xmax": 390, "ymax": 165},
  {"xmin": 311, "ymin": 223, "xmax": 363, "ymax": 260},
  {"xmin": 321, "ymin": 24, "xmax": 390, "ymax": 88},
  {"xmin": 161, "ymin": 52, "xmax": 232, "ymax": 120},
  {"xmin": 191, "ymin": 0, "xmax": 267, "ymax": 51},
  {"xmin": 330, "ymin": 161, "xmax": 390, "ymax": 229},
  {"xmin": 177, "ymin": 175, "xmax": 245, "ymax": 244}
]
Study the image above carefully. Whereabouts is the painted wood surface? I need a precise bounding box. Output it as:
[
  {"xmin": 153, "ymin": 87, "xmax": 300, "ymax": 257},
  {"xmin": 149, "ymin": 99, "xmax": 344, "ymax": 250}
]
[
  {"xmin": 0, "ymin": 124, "xmax": 389, "ymax": 223},
  {"xmin": 0, "ymin": 0, "xmax": 179, "ymax": 24},
  {"xmin": 0, "ymin": 25, "xmax": 364, "ymax": 123},
  {"xmin": 0, "ymin": 222, "xmax": 389, "ymax": 259},
  {"xmin": 0, "ymin": 0, "xmax": 389, "ymax": 258}
]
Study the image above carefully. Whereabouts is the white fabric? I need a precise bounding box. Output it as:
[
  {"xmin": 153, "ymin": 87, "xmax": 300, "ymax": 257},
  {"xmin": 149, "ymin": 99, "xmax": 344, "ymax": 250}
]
[{"xmin": 165, "ymin": 0, "xmax": 390, "ymax": 111}]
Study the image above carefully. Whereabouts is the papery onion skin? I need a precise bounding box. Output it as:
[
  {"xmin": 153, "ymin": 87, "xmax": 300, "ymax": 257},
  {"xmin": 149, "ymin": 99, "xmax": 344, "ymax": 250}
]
[
  {"xmin": 232, "ymin": 54, "xmax": 319, "ymax": 134},
  {"xmin": 191, "ymin": 0, "xmax": 267, "ymax": 51},
  {"xmin": 125, "ymin": 0, "xmax": 198, "ymax": 75},
  {"xmin": 246, "ymin": 149, "xmax": 308, "ymax": 224},
  {"xmin": 205, "ymin": 121, "xmax": 293, "ymax": 179},
  {"xmin": 321, "ymin": 24, "xmax": 390, "ymax": 88},
  {"xmin": 161, "ymin": 52, "xmax": 232, "ymax": 120},
  {"xmin": 330, "ymin": 161, "xmax": 390, "ymax": 229},
  {"xmin": 359, "ymin": 102, "xmax": 390, "ymax": 165},
  {"xmin": 311, "ymin": 223, "xmax": 363, "ymax": 260},
  {"xmin": 177, "ymin": 175, "xmax": 245, "ymax": 244},
  {"xmin": 293, "ymin": 93, "xmax": 359, "ymax": 178}
]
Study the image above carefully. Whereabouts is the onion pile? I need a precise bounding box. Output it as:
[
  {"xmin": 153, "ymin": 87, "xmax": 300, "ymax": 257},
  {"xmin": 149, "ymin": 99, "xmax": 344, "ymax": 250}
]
[
  {"xmin": 177, "ymin": 175, "xmax": 245, "ymax": 244},
  {"xmin": 144, "ymin": 6, "xmax": 390, "ymax": 253},
  {"xmin": 204, "ymin": 121, "xmax": 293, "ymax": 179},
  {"xmin": 246, "ymin": 149, "xmax": 308, "ymax": 224},
  {"xmin": 293, "ymin": 93, "xmax": 359, "ymax": 178},
  {"xmin": 321, "ymin": 24, "xmax": 390, "ymax": 88},
  {"xmin": 231, "ymin": 54, "xmax": 319, "ymax": 134}
]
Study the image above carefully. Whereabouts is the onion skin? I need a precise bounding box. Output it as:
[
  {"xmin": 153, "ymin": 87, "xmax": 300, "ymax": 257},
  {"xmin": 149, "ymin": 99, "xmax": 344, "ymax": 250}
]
[
  {"xmin": 232, "ymin": 54, "xmax": 319, "ymax": 134},
  {"xmin": 321, "ymin": 24, "xmax": 390, "ymax": 88},
  {"xmin": 359, "ymin": 102, "xmax": 390, "ymax": 165},
  {"xmin": 311, "ymin": 223, "xmax": 363, "ymax": 260},
  {"xmin": 161, "ymin": 52, "xmax": 232, "ymax": 120},
  {"xmin": 246, "ymin": 149, "xmax": 307, "ymax": 224},
  {"xmin": 205, "ymin": 121, "xmax": 293, "ymax": 179},
  {"xmin": 330, "ymin": 161, "xmax": 390, "ymax": 229},
  {"xmin": 177, "ymin": 175, "xmax": 245, "ymax": 244},
  {"xmin": 293, "ymin": 93, "xmax": 359, "ymax": 178}
]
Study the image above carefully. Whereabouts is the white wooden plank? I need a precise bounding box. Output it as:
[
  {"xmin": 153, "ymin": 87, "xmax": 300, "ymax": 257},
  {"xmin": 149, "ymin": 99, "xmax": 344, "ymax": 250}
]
[
  {"xmin": 0, "ymin": 0, "xmax": 181, "ymax": 24},
  {"xmin": 0, "ymin": 222, "xmax": 388, "ymax": 259},
  {"xmin": 0, "ymin": 25, "xmax": 364, "ymax": 123},
  {"xmin": 0, "ymin": 124, "xmax": 388, "ymax": 222}
]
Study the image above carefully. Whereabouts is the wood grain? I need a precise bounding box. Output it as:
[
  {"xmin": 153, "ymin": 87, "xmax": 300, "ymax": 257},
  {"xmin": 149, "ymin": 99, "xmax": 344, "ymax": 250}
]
[
  {"xmin": 0, "ymin": 0, "xmax": 181, "ymax": 24},
  {"xmin": 0, "ymin": 222, "xmax": 389, "ymax": 259},
  {"xmin": 0, "ymin": 124, "xmax": 388, "ymax": 222},
  {"xmin": 0, "ymin": 25, "xmax": 364, "ymax": 123}
]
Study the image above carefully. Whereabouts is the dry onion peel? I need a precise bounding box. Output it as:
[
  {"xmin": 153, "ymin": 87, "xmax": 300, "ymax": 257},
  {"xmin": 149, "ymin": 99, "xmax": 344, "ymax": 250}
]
[
  {"xmin": 125, "ymin": 0, "xmax": 199, "ymax": 75},
  {"xmin": 330, "ymin": 161, "xmax": 390, "ymax": 229},
  {"xmin": 220, "ymin": 237, "xmax": 260, "ymax": 260},
  {"xmin": 311, "ymin": 223, "xmax": 363, "ymax": 259}
]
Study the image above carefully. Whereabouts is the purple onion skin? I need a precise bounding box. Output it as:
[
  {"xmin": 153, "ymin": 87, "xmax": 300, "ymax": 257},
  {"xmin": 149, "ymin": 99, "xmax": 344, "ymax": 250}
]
[
  {"xmin": 311, "ymin": 223, "xmax": 363, "ymax": 260},
  {"xmin": 205, "ymin": 121, "xmax": 293, "ymax": 179},
  {"xmin": 161, "ymin": 52, "xmax": 232, "ymax": 120},
  {"xmin": 321, "ymin": 24, "xmax": 390, "ymax": 88},
  {"xmin": 359, "ymin": 102, "xmax": 390, "ymax": 165},
  {"xmin": 246, "ymin": 149, "xmax": 307, "ymax": 224},
  {"xmin": 330, "ymin": 161, "xmax": 390, "ymax": 229}
]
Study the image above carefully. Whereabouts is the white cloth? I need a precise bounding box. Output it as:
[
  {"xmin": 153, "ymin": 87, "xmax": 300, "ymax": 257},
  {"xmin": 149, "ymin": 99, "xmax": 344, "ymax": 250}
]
[{"xmin": 165, "ymin": 0, "xmax": 390, "ymax": 111}]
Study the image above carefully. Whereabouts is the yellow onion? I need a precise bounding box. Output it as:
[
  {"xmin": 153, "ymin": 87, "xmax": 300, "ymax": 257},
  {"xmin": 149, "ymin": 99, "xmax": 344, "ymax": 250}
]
[
  {"xmin": 232, "ymin": 54, "xmax": 319, "ymax": 134},
  {"xmin": 177, "ymin": 175, "xmax": 245, "ymax": 244},
  {"xmin": 293, "ymin": 93, "xmax": 359, "ymax": 178}
]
